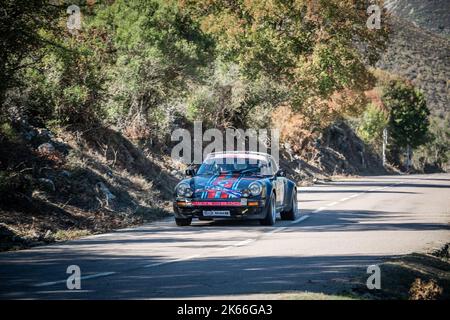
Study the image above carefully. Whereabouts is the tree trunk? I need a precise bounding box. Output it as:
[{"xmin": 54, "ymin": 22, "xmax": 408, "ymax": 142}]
[{"xmin": 406, "ymin": 144, "xmax": 413, "ymax": 172}]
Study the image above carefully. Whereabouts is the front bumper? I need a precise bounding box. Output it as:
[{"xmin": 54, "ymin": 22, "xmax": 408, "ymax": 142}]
[{"xmin": 173, "ymin": 198, "xmax": 266, "ymax": 220}]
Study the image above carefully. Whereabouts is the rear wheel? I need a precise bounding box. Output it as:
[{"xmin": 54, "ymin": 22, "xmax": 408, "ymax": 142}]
[
  {"xmin": 260, "ymin": 194, "xmax": 276, "ymax": 226},
  {"xmin": 281, "ymin": 189, "xmax": 297, "ymax": 220},
  {"xmin": 175, "ymin": 217, "xmax": 192, "ymax": 226}
]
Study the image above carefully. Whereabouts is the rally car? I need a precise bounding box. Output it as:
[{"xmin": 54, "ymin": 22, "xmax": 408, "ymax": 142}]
[{"xmin": 173, "ymin": 151, "xmax": 298, "ymax": 226}]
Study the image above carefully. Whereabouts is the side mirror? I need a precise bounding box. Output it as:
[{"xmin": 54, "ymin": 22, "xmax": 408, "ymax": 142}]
[
  {"xmin": 276, "ymin": 169, "xmax": 285, "ymax": 177},
  {"xmin": 185, "ymin": 168, "xmax": 196, "ymax": 177}
]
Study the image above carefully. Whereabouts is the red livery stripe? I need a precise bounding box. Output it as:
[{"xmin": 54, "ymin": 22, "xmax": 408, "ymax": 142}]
[
  {"xmin": 206, "ymin": 173, "xmax": 240, "ymax": 199},
  {"xmin": 191, "ymin": 201, "xmax": 241, "ymax": 207}
]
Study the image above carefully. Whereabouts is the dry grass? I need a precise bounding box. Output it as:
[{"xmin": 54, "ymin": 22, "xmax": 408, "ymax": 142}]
[
  {"xmin": 409, "ymin": 278, "xmax": 443, "ymax": 300},
  {"xmin": 352, "ymin": 244, "xmax": 450, "ymax": 300}
]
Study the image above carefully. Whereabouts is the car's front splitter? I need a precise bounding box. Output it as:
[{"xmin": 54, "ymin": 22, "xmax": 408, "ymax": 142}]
[{"xmin": 173, "ymin": 199, "xmax": 266, "ymax": 220}]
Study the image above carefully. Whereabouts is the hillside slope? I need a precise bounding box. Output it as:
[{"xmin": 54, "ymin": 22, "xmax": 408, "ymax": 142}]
[
  {"xmin": 376, "ymin": 15, "xmax": 450, "ymax": 117},
  {"xmin": 0, "ymin": 122, "xmax": 180, "ymax": 251},
  {"xmin": 384, "ymin": 0, "xmax": 450, "ymax": 37}
]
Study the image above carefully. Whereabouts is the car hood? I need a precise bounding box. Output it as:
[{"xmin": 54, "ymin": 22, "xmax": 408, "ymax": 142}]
[{"xmin": 182, "ymin": 174, "xmax": 263, "ymax": 199}]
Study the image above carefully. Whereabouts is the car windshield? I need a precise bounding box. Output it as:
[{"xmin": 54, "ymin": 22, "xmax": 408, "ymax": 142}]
[{"xmin": 197, "ymin": 157, "xmax": 272, "ymax": 176}]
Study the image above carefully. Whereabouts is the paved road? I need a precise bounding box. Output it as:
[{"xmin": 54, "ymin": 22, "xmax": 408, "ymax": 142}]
[{"xmin": 1, "ymin": 174, "xmax": 449, "ymax": 299}]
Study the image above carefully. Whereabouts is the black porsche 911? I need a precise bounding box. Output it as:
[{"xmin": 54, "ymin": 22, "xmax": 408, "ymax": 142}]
[{"xmin": 173, "ymin": 151, "xmax": 298, "ymax": 226}]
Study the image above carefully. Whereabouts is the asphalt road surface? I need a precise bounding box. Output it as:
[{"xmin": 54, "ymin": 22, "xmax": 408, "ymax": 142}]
[{"xmin": 1, "ymin": 174, "xmax": 449, "ymax": 299}]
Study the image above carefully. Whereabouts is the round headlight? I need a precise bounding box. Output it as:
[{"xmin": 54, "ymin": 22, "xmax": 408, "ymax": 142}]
[
  {"xmin": 177, "ymin": 183, "xmax": 193, "ymax": 197},
  {"xmin": 248, "ymin": 182, "xmax": 262, "ymax": 196},
  {"xmin": 184, "ymin": 187, "xmax": 193, "ymax": 197}
]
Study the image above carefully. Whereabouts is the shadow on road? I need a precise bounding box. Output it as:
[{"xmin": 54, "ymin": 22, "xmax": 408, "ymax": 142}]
[
  {"xmin": 0, "ymin": 250, "xmax": 390, "ymax": 299},
  {"xmin": 288, "ymin": 210, "xmax": 450, "ymax": 232},
  {"xmin": 105, "ymin": 254, "xmax": 386, "ymax": 299}
]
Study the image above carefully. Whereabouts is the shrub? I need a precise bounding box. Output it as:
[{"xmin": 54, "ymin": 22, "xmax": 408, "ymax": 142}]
[
  {"xmin": 358, "ymin": 103, "xmax": 388, "ymax": 145},
  {"xmin": 409, "ymin": 278, "xmax": 443, "ymax": 300}
]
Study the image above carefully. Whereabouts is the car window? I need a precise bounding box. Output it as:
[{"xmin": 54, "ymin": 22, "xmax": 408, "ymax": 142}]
[{"xmin": 197, "ymin": 157, "xmax": 270, "ymax": 175}]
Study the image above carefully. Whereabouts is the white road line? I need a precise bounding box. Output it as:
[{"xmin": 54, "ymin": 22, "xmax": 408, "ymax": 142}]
[
  {"xmin": 234, "ymin": 239, "xmax": 255, "ymax": 246},
  {"xmin": 266, "ymin": 214, "xmax": 310, "ymax": 234},
  {"xmin": 34, "ymin": 271, "xmax": 117, "ymax": 287},
  {"xmin": 326, "ymin": 202, "xmax": 338, "ymax": 207},
  {"xmin": 214, "ymin": 239, "xmax": 255, "ymax": 252},
  {"xmin": 307, "ymin": 181, "xmax": 405, "ymax": 215},
  {"xmin": 144, "ymin": 254, "xmax": 202, "ymax": 268},
  {"xmin": 291, "ymin": 215, "xmax": 310, "ymax": 225},
  {"xmin": 265, "ymin": 227, "xmax": 287, "ymax": 235}
]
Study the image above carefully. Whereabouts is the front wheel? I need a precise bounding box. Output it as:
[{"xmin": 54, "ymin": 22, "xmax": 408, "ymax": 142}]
[
  {"xmin": 175, "ymin": 217, "xmax": 192, "ymax": 226},
  {"xmin": 260, "ymin": 194, "xmax": 276, "ymax": 226},
  {"xmin": 280, "ymin": 189, "xmax": 298, "ymax": 220}
]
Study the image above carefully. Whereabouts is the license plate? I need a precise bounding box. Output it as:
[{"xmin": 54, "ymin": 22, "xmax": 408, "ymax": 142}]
[{"xmin": 203, "ymin": 210, "xmax": 231, "ymax": 217}]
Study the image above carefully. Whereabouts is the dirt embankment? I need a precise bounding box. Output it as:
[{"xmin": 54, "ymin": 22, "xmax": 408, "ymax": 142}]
[
  {"xmin": 0, "ymin": 121, "xmax": 181, "ymax": 251},
  {"xmin": 280, "ymin": 121, "xmax": 390, "ymax": 185}
]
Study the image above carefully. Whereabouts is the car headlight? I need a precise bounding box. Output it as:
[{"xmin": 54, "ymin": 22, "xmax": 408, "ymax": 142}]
[
  {"xmin": 177, "ymin": 183, "xmax": 193, "ymax": 197},
  {"xmin": 248, "ymin": 182, "xmax": 262, "ymax": 196}
]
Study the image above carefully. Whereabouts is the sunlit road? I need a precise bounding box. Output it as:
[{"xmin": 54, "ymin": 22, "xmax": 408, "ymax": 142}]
[{"xmin": 1, "ymin": 174, "xmax": 449, "ymax": 299}]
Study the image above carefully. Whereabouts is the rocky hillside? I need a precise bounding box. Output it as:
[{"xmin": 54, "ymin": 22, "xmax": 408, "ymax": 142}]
[
  {"xmin": 377, "ymin": 1, "xmax": 450, "ymax": 117},
  {"xmin": 385, "ymin": 0, "xmax": 450, "ymax": 37},
  {"xmin": 0, "ymin": 121, "xmax": 180, "ymax": 251}
]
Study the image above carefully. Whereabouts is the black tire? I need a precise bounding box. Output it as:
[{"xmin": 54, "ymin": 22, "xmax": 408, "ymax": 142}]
[
  {"xmin": 281, "ymin": 189, "xmax": 297, "ymax": 220},
  {"xmin": 175, "ymin": 217, "xmax": 192, "ymax": 226},
  {"xmin": 260, "ymin": 193, "xmax": 276, "ymax": 226}
]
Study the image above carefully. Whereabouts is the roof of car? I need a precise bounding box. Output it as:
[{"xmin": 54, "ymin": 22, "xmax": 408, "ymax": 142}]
[{"xmin": 206, "ymin": 151, "xmax": 272, "ymax": 161}]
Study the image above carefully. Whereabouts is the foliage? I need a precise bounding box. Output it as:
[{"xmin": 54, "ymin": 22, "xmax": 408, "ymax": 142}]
[
  {"xmin": 181, "ymin": 0, "xmax": 389, "ymax": 128},
  {"xmin": 271, "ymin": 105, "xmax": 317, "ymax": 156},
  {"xmin": 90, "ymin": 0, "xmax": 214, "ymax": 137},
  {"xmin": 414, "ymin": 115, "xmax": 450, "ymax": 170},
  {"xmin": 0, "ymin": 0, "xmax": 61, "ymax": 105},
  {"xmin": 1, "ymin": 0, "xmax": 392, "ymax": 133},
  {"xmin": 186, "ymin": 62, "xmax": 287, "ymax": 129},
  {"xmin": 383, "ymin": 80, "xmax": 430, "ymax": 149},
  {"xmin": 358, "ymin": 103, "xmax": 388, "ymax": 144},
  {"xmin": 0, "ymin": 0, "xmax": 109, "ymax": 127}
]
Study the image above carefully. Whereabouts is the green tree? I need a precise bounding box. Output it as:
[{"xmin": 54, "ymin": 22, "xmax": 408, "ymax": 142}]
[
  {"xmin": 358, "ymin": 103, "xmax": 388, "ymax": 145},
  {"xmin": 415, "ymin": 116, "xmax": 450, "ymax": 171},
  {"xmin": 181, "ymin": 0, "xmax": 389, "ymax": 128},
  {"xmin": 383, "ymin": 80, "xmax": 430, "ymax": 169},
  {"xmin": 91, "ymin": 0, "xmax": 214, "ymax": 138},
  {"xmin": 0, "ymin": 0, "xmax": 61, "ymax": 106}
]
